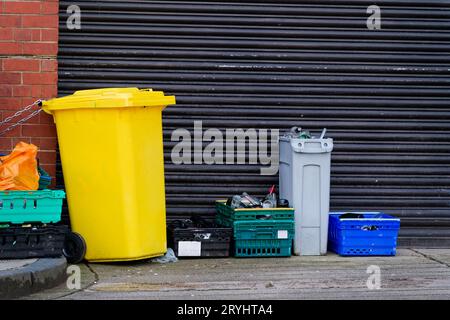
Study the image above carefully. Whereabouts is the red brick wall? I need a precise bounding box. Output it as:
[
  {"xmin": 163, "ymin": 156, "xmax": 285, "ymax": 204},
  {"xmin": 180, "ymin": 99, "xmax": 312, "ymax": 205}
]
[{"xmin": 0, "ymin": 0, "xmax": 59, "ymax": 183}]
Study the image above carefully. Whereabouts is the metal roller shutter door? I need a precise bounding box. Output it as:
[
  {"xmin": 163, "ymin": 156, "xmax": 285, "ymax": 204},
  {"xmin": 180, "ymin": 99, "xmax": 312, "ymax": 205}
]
[{"xmin": 57, "ymin": 0, "xmax": 450, "ymax": 247}]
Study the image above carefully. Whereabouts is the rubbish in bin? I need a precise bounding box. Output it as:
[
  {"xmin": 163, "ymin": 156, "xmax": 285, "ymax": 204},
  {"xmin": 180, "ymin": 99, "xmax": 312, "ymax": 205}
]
[
  {"xmin": 284, "ymin": 126, "xmax": 311, "ymax": 139},
  {"xmin": 339, "ymin": 212, "xmax": 365, "ymax": 219},
  {"xmin": 241, "ymin": 192, "xmax": 262, "ymax": 207},
  {"xmin": 227, "ymin": 187, "xmax": 284, "ymax": 209},
  {"xmin": 277, "ymin": 199, "xmax": 290, "ymax": 208},
  {"xmin": 228, "ymin": 192, "xmax": 262, "ymax": 209},
  {"xmin": 263, "ymin": 185, "xmax": 277, "ymax": 208},
  {"xmin": 41, "ymin": 87, "xmax": 176, "ymax": 262},
  {"xmin": 279, "ymin": 127, "xmax": 333, "ymax": 256},
  {"xmin": 0, "ymin": 142, "xmax": 39, "ymax": 191}
]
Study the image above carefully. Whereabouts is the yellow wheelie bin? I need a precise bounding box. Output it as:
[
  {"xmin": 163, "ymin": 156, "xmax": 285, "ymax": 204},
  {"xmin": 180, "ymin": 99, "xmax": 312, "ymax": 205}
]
[{"xmin": 42, "ymin": 88, "xmax": 176, "ymax": 262}]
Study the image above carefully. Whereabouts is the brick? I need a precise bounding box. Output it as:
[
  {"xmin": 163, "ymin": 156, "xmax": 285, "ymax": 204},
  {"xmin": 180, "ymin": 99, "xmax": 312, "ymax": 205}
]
[
  {"xmin": 0, "ymin": 28, "xmax": 13, "ymax": 40},
  {"xmin": 4, "ymin": 2, "xmax": 41, "ymax": 14},
  {"xmin": 0, "ymin": 138, "xmax": 13, "ymax": 150},
  {"xmin": 39, "ymin": 111, "xmax": 54, "ymax": 124},
  {"xmin": 31, "ymin": 137, "xmax": 57, "ymax": 150},
  {"xmin": 3, "ymin": 58, "xmax": 40, "ymax": 72},
  {"xmin": 22, "ymin": 15, "xmax": 58, "ymax": 28},
  {"xmin": 21, "ymin": 123, "xmax": 56, "ymax": 137},
  {"xmin": 0, "ymin": 125, "xmax": 21, "ymax": 137},
  {"xmin": 0, "ymin": 85, "xmax": 13, "ymax": 97},
  {"xmin": 0, "ymin": 97, "xmax": 22, "ymax": 109},
  {"xmin": 41, "ymin": 85, "xmax": 57, "ymax": 98},
  {"xmin": 31, "ymin": 85, "xmax": 42, "ymax": 97},
  {"xmin": 3, "ymin": 109, "xmax": 39, "ymax": 124},
  {"xmin": 40, "ymin": 2, "xmax": 59, "ymax": 15},
  {"xmin": 12, "ymin": 85, "xmax": 33, "ymax": 97},
  {"xmin": 36, "ymin": 150, "xmax": 56, "ymax": 164},
  {"xmin": 0, "ymin": 42, "xmax": 22, "ymax": 55},
  {"xmin": 0, "ymin": 72, "xmax": 21, "ymax": 84},
  {"xmin": 12, "ymin": 29, "xmax": 37, "ymax": 42},
  {"xmin": 41, "ymin": 28, "xmax": 58, "ymax": 42},
  {"xmin": 0, "ymin": 15, "xmax": 21, "ymax": 28},
  {"xmin": 14, "ymin": 29, "xmax": 31, "ymax": 42},
  {"xmin": 23, "ymin": 72, "xmax": 57, "ymax": 85},
  {"xmin": 41, "ymin": 59, "xmax": 57, "ymax": 72},
  {"xmin": 32, "ymin": 29, "xmax": 41, "ymax": 41},
  {"xmin": 22, "ymin": 97, "xmax": 40, "ymax": 106},
  {"xmin": 22, "ymin": 42, "xmax": 57, "ymax": 55},
  {"xmin": 12, "ymin": 137, "xmax": 31, "ymax": 146}
]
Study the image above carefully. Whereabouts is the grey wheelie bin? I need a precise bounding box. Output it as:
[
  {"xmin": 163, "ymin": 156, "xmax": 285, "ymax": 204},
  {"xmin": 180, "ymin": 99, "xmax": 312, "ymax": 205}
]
[{"xmin": 279, "ymin": 130, "xmax": 333, "ymax": 255}]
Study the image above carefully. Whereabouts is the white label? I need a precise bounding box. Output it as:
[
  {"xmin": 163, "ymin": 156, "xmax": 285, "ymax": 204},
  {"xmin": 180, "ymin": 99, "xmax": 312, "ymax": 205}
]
[
  {"xmin": 278, "ymin": 230, "xmax": 288, "ymax": 239},
  {"xmin": 178, "ymin": 241, "xmax": 201, "ymax": 256}
]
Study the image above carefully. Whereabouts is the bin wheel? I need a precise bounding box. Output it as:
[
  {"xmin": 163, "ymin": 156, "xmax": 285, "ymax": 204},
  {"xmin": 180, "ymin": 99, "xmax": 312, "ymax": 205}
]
[{"xmin": 63, "ymin": 232, "xmax": 86, "ymax": 264}]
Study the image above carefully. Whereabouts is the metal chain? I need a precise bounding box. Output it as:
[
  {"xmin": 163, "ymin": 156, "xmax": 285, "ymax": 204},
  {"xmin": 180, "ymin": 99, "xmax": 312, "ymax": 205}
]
[{"xmin": 0, "ymin": 99, "xmax": 43, "ymax": 136}]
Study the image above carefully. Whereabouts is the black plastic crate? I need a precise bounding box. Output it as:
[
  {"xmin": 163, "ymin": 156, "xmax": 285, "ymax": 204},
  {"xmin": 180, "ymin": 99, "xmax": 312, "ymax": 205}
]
[
  {"xmin": 168, "ymin": 219, "xmax": 232, "ymax": 258},
  {"xmin": 0, "ymin": 224, "xmax": 68, "ymax": 259}
]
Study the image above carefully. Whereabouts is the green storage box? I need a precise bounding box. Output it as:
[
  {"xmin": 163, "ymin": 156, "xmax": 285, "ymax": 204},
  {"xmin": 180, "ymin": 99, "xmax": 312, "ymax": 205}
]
[
  {"xmin": 215, "ymin": 200, "xmax": 295, "ymax": 257},
  {"xmin": 233, "ymin": 220, "xmax": 294, "ymax": 257},
  {"xmin": 0, "ymin": 189, "xmax": 65, "ymax": 224},
  {"xmin": 235, "ymin": 238, "xmax": 293, "ymax": 257}
]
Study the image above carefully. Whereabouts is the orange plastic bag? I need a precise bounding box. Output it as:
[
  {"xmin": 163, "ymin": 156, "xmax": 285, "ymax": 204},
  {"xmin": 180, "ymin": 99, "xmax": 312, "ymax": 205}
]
[{"xmin": 0, "ymin": 142, "xmax": 39, "ymax": 191}]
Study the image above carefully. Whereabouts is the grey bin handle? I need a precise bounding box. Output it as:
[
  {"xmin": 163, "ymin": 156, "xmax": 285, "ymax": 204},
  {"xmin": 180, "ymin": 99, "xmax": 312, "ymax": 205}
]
[{"xmin": 291, "ymin": 140, "xmax": 333, "ymax": 153}]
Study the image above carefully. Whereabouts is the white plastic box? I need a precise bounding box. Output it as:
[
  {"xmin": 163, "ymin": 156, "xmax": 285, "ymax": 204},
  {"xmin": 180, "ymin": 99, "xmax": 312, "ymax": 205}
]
[{"xmin": 279, "ymin": 136, "xmax": 333, "ymax": 255}]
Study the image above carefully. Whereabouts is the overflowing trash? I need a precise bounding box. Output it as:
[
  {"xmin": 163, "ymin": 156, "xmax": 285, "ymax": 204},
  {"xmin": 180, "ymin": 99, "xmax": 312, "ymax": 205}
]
[
  {"xmin": 281, "ymin": 126, "xmax": 327, "ymax": 140},
  {"xmin": 226, "ymin": 185, "xmax": 289, "ymax": 210}
]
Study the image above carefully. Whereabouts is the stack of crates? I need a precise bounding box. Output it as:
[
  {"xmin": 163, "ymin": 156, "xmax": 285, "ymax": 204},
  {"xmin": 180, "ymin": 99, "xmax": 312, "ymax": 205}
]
[
  {"xmin": 0, "ymin": 189, "xmax": 67, "ymax": 259},
  {"xmin": 215, "ymin": 200, "xmax": 295, "ymax": 257}
]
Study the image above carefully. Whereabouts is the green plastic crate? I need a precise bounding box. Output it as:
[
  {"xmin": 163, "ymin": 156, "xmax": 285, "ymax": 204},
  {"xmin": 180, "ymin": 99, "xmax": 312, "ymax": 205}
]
[
  {"xmin": 233, "ymin": 220, "xmax": 294, "ymax": 257},
  {"xmin": 0, "ymin": 189, "xmax": 65, "ymax": 224},
  {"xmin": 234, "ymin": 238, "xmax": 293, "ymax": 257},
  {"xmin": 215, "ymin": 200, "xmax": 294, "ymax": 224},
  {"xmin": 233, "ymin": 220, "xmax": 295, "ymax": 240}
]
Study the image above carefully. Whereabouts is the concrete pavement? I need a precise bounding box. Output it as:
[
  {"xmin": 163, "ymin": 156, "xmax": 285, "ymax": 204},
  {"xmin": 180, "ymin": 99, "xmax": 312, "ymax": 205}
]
[{"xmin": 23, "ymin": 248, "xmax": 450, "ymax": 300}]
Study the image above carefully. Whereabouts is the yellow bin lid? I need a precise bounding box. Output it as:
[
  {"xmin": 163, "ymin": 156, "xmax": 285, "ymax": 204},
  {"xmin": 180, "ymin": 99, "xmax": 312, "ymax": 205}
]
[{"xmin": 42, "ymin": 87, "xmax": 176, "ymax": 114}]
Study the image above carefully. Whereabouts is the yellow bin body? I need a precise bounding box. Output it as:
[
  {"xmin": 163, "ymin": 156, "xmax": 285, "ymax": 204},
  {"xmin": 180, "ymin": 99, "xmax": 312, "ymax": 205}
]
[{"xmin": 42, "ymin": 88, "xmax": 176, "ymax": 262}]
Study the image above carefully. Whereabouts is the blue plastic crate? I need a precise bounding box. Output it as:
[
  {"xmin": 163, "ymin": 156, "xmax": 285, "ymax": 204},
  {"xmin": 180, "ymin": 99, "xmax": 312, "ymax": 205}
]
[{"xmin": 328, "ymin": 212, "xmax": 400, "ymax": 256}]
